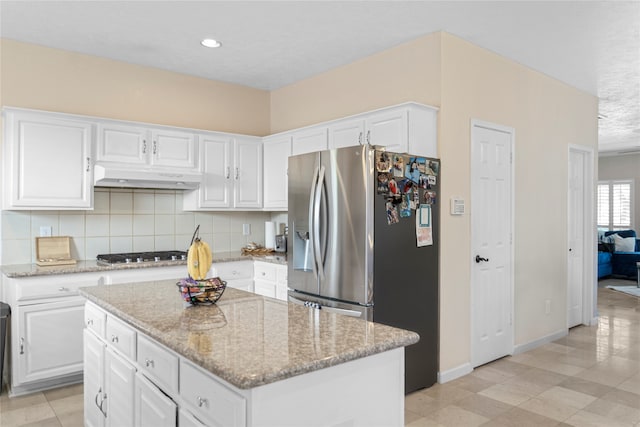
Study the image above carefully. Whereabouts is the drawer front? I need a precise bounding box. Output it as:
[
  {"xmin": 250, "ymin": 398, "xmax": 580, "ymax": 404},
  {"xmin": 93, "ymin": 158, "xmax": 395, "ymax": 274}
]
[
  {"xmin": 180, "ymin": 360, "xmax": 246, "ymax": 427},
  {"xmin": 211, "ymin": 261, "xmax": 253, "ymax": 281},
  {"xmin": 276, "ymin": 265, "xmax": 288, "ymax": 284},
  {"xmin": 84, "ymin": 302, "xmax": 106, "ymax": 338},
  {"xmin": 137, "ymin": 334, "xmax": 179, "ymax": 394},
  {"xmin": 254, "ymin": 262, "xmax": 277, "ymax": 282},
  {"xmin": 106, "ymin": 315, "xmax": 137, "ymax": 360},
  {"xmin": 14, "ymin": 273, "xmax": 102, "ymax": 301}
]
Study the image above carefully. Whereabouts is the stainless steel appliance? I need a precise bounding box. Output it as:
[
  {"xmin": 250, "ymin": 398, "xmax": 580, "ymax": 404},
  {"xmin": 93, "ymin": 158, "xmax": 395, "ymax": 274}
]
[
  {"xmin": 287, "ymin": 145, "xmax": 439, "ymax": 392},
  {"xmin": 96, "ymin": 250, "xmax": 187, "ymax": 266},
  {"xmin": 275, "ymin": 234, "xmax": 287, "ymax": 252}
]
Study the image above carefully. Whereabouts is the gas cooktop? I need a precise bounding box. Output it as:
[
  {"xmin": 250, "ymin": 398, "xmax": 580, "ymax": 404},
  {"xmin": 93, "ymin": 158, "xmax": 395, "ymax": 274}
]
[{"xmin": 96, "ymin": 250, "xmax": 187, "ymax": 266}]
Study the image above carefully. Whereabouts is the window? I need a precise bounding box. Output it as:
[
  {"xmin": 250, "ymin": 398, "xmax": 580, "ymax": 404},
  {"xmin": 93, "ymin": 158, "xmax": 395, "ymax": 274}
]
[{"xmin": 597, "ymin": 180, "xmax": 633, "ymax": 231}]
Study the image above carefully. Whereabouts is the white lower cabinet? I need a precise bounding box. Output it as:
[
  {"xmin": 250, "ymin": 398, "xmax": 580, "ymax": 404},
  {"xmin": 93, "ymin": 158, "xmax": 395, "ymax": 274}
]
[
  {"xmin": 84, "ymin": 330, "xmax": 106, "ymax": 427},
  {"xmin": 253, "ymin": 262, "xmax": 288, "ymax": 301},
  {"xmin": 135, "ymin": 373, "xmax": 177, "ymax": 427},
  {"xmin": 210, "ymin": 260, "xmax": 254, "ymax": 293},
  {"xmin": 104, "ymin": 341, "xmax": 136, "ymax": 427},
  {"xmin": 179, "ymin": 360, "xmax": 246, "ymax": 427}
]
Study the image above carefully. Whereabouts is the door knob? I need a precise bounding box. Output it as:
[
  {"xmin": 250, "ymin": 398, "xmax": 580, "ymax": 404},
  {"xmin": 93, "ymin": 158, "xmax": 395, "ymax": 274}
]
[{"xmin": 475, "ymin": 255, "xmax": 489, "ymax": 263}]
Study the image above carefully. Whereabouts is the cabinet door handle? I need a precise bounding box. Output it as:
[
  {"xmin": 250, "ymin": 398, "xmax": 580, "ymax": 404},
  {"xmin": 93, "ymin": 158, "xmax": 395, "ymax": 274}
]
[
  {"xmin": 145, "ymin": 358, "xmax": 154, "ymax": 368},
  {"xmin": 87, "ymin": 319, "xmax": 94, "ymax": 326},
  {"xmin": 58, "ymin": 286, "xmax": 69, "ymax": 292},
  {"xmin": 111, "ymin": 335, "xmax": 119, "ymax": 343},
  {"xmin": 94, "ymin": 387, "xmax": 103, "ymax": 411},
  {"xmin": 235, "ymin": 167, "xmax": 239, "ymax": 180},
  {"xmin": 358, "ymin": 132, "xmax": 363, "ymax": 145},
  {"xmin": 100, "ymin": 393, "xmax": 107, "ymax": 417},
  {"xmin": 142, "ymin": 140, "xmax": 147, "ymax": 154},
  {"xmin": 197, "ymin": 396, "xmax": 208, "ymax": 408},
  {"xmin": 366, "ymin": 130, "xmax": 371, "ymax": 144},
  {"xmin": 226, "ymin": 166, "xmax": 230, "ymax": 179},
  {"xmin": 20, "ymin": 337, "xmax": 24, "ymax": 355},
  {"xmin": 153, "ymin": 141, "xmax": 157, "ymax": 155},
  {"xmin": 86, "ymin": 157, "xmax": 91, "ymax": 172}
]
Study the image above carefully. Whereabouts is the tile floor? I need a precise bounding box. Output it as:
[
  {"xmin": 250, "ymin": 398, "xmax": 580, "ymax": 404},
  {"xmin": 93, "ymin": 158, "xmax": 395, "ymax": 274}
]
[
  {"xmin": 0, "ymin": 279, "xmax": 638, "ymax": 427},
  {"xmin": 406, "ymin": 279, "xmax": 640, "ymax": 427}
]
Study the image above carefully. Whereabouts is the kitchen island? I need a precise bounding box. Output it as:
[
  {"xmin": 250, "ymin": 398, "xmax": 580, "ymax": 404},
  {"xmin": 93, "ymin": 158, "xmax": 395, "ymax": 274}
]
[{"xmin": 80, "ymin": 279, "xmax": 419, "ymax": 427}]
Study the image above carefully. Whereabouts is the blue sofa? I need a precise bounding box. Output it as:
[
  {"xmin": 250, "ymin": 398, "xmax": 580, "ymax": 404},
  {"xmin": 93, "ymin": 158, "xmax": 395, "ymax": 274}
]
[{"xmin": 602, "ymin": 230, "xmax": 640, "ymax": 280}]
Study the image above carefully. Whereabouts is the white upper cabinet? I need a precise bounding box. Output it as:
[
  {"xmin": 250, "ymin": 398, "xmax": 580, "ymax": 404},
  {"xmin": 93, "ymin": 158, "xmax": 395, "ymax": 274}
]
[
  {"xmin": 328, "ymin": 119, "xmax": 366, "ymax": 149},
  {"xmin": 365, "ymin": 108, "xmax": 409, "ymax": 153},
  {"xmin": 184, "ymin": 133, "xmax": 262, "ymax": 210},
  {"xmin": 291, "ymin": 127, "xmax": 328, "ymax": 156},
  {"xmin": 262, "ymin": 135, "xmax": 291, "ymax": 211},
  {"xmin": 97, "ymin": 122, "xmax": 197, "ymax": 170},
  {"xmin": 2, "ymin": 108, "xmax": 94, "ymax": 210}
]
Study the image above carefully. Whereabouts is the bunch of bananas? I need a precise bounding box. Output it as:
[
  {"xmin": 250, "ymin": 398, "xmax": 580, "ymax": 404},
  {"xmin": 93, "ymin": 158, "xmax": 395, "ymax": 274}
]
[{"xmin": 187, "ymin": 238, "xmax": 212, "ymax": 280}]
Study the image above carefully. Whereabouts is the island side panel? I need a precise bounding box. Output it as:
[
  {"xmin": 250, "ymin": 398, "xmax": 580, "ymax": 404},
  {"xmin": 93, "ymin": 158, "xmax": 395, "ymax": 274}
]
[{"xmin": 245, "ymin": 347, "xmax": 405, "ymax": 427}]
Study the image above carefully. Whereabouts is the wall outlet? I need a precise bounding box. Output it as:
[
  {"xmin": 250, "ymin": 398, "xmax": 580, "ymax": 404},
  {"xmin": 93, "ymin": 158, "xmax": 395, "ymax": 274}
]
[
  {"xmin": 242, "ymin": 224, "xmax": 251, "ymax": 236},
  {"xmin": 545, "ymin": 299, "xmax": 551, "ymax": 315},
  {"xmin": 39, "ymin": 226, "xmax": 52, "ymax": 237}
]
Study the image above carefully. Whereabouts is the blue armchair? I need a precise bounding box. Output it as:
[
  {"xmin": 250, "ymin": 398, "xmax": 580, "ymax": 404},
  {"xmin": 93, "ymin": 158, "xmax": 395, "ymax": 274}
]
[{"xmin": 604, "ymin": 230, "xmax": 640, "ymax": 279}]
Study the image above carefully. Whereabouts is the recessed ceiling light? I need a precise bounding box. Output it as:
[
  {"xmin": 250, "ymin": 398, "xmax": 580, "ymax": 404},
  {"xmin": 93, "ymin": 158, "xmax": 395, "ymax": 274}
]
[{"xmin": 201, "ymin": 38, "xmax": 221, "ymax": 48}]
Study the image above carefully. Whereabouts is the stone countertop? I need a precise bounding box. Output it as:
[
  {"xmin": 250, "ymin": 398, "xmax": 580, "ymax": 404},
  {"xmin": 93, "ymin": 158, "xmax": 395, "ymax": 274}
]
[
  {"xmin": 79, "ymin": 280, "xmax": 419, "ymax": 390},
  {"xmin": 1, "ymin": 251, "xmax": 287, "ymax": 278}
]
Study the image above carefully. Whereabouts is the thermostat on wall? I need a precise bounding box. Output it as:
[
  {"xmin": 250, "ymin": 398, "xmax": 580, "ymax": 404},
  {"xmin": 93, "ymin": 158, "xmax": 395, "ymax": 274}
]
[{"xmin": 450, "ymin": 197, "xmax": 465, "ymax": 215}]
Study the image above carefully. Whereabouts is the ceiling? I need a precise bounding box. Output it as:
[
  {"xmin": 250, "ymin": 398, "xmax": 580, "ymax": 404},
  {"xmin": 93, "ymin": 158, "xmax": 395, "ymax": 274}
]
[{"xmin": 1, "ymin": 1, "xmax": 639, "ymax": 154}]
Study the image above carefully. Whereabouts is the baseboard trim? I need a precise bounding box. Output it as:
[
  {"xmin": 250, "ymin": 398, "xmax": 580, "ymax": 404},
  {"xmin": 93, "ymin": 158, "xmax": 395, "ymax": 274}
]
[
  {"xmin": 437, "ymin": 363, "xmax": 473, "ymax": 384},
  {"xmin": 513, "ymin": 328, "xmax": 568, "ymax": 355}
]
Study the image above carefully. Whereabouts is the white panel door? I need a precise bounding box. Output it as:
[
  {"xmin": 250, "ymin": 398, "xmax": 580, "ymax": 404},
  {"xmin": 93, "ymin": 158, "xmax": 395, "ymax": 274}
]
[
  {"xmin": 96, "ymin": 123, "xmax": 148, "ymax": 164},
  {"xmin": 150, "ymin": 129, "xmax": 197, "ymax": 169},
  {"xmin": 199, "ymin": 135, "xmax": 233, "ymax": 208},
  {"xmin": 568, "ymin": 149, "xmax": 586, "ymax": 327},
  {"xmin": 18, "ymin": 299, "xmax": 85, "ymax": 384},
  {"xmin": 84, "ymin": 330, "xmax": 106, "ymax": 427},
  {"xmin": 263, "ymin": 135, "xmax": 291, "ymax": 209},
  {"xmin": 104, "ymin": 347, "xmax": 136, "ymax": 427},
  {"xmin": 135, "ymin": 373, "xmax": 177, "ymax": 427},
  {"xmin": 234, "ymin": 137, "xmax": 263, "ymax": 208},
  {"xmin": 471, "ymin": 121, "xmax": 513, "ymax": 367},
  {"xmin": 8, "ymin": 112, "xmax": 94, "ymax": 209},
  {"xmin": 365, "ymin": 109, "xmax": 408, "ymax": 153},
  {"xmin": 328, "ymin": 119, "xmax": 365, "ymax": 149},
  {"xmin": 291, "ymin": 126, "xmax": 328, "ymax": 155}
]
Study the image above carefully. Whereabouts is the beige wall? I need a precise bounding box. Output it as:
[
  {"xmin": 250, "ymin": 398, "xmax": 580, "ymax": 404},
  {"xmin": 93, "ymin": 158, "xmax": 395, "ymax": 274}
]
[
  {"xmin": 271, "ymin": 31, "xmax": 598, "ymax": 374},
  {"xmin": 439, "ymin": 33, "xmax": 598, "ymax": 370},
  {"xmin": 0, "ymin": 39, "xmax": 270, "ymax": 135},
  {"xmin": 270, "ymin": 33, "xmax": 442, "ymax": 133},
  {"xmin": 598, "ymin": 153, "xmax": 640, "ymax": 230}
]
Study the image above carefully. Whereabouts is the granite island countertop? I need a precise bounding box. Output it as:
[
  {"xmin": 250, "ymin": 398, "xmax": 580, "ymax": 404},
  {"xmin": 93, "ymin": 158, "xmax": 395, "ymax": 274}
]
[
  {"xmin": 2, "ymin": 251, "xmax": 286, "ymax": 278},
  {"xmin": 79, "ymin": 280, "xmax": 419, "ymax": 390}
]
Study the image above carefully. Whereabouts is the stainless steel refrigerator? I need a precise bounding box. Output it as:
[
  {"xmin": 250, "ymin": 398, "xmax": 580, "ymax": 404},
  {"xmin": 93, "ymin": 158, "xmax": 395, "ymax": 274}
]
[{"xmin": 287, "ymin": 145, "xmax": 439, "ymax": 393}]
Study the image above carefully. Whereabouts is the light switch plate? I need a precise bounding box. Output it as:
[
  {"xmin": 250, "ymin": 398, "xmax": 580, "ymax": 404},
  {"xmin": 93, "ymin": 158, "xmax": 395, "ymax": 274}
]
[
  {"xmin": 242, "ymin": 224, "xmax": 251, "ymax": 236},
  {"xmin": 39, "ymin": 226, "xmax": 52, "ymax": 237}
]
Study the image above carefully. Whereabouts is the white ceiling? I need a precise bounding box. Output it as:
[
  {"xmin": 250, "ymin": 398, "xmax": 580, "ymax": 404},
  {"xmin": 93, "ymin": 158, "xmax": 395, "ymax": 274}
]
[{"xmin": 1, "ymin": 1, "xmax": 639, "ymax": 154}]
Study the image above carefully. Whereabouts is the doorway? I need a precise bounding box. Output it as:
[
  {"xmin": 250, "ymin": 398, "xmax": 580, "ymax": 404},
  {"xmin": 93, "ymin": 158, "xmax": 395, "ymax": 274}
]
[
  {"xmin": 567, "ymin": 145, "xmax": 595, "ymax": 327},
  {"xmin": 470, "ymin": 120, "xmax": 514, "ymax": 368}
]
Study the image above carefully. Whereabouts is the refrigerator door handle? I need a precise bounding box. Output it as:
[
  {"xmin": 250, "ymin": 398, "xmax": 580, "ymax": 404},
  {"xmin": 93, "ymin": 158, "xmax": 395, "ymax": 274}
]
[
  {"xmin": 308, "ymin": 166, "xmax": 320, "ymax": 278},
  {"xmin": 313, "ymin": 165, "xmax": 326, "ymax": 280}
]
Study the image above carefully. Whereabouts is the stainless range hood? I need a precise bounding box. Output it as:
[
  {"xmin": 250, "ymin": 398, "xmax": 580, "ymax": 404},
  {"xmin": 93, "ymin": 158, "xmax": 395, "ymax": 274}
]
[{"xmin": 93, "ymin": 165, "xmax": 202, "ymax": 190}]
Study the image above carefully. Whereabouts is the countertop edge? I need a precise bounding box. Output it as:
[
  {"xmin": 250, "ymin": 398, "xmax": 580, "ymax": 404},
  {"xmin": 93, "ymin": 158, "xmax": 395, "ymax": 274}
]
[
  {"xmin": 79, "ymin": 289, "xmax": 420, "ymax": 390},
  {"xmin": 3, "ymin": 252, "xmax": 286, "ymax": 278}
]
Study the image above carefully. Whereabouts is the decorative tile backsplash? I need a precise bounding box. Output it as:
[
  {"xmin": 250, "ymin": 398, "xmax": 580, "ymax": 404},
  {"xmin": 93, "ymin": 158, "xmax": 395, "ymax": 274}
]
[{"xmin": 0, "ymin": 188, "xmax": 287, "ymax": 265}]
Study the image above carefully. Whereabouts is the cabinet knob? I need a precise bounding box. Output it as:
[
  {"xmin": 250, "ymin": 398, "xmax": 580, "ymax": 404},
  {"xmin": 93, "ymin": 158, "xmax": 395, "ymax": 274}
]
[
  {"xmin": 87, "ymin": 319, "xmax": 94, "ymax": 326},
  {"xmin": 145, "ymin": 358, "xmax": 154, "ymax": 368},
  {"xmin": 197, "ymin": 396, "xmax": 208, "ymax": 408},
  {"xmin": 261, "ymin": 272, "xmax": 266, "ymax": 276},
  {"xmin": 111, "ymin": 335, "xmax": 119, "ymax": 343},
  {"xmin": 58, "ymin": 286, "xmax": 69, "ymax": 292}
]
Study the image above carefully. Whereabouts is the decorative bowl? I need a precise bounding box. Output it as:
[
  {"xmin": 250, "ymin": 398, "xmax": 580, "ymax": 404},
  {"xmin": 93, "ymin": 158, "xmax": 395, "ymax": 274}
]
[{"xmin": 177, "ymin": 277, "xmax": 226, "ymax": 306}]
